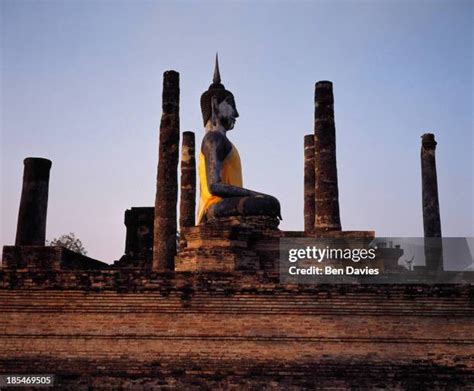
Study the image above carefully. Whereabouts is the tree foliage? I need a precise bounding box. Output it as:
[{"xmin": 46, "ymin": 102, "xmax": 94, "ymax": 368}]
[{"xmin": 49, "ymin": 232, "xmax": 87, "ymax": 255}]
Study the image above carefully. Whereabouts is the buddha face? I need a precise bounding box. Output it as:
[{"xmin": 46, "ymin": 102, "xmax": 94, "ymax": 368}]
[{"xmin": 217, "ymin": 96, "xmax": 239, "ymax": 130}]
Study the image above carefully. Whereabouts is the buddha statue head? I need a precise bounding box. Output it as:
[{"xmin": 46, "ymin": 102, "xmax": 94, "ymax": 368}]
[{"xmin": 200, "ymin": 54, "xmax": 239, "ymax": 131}]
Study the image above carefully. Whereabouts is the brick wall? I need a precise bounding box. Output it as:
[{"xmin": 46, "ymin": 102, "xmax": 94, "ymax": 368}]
[{"xmin": 0, "ymin": 270, "xmax": 473, "ymax": 388}]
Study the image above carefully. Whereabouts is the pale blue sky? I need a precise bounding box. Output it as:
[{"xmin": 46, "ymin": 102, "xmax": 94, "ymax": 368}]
[{"xmin": 1, "ymin": 0, "xmax": 472, "ymax": 263}]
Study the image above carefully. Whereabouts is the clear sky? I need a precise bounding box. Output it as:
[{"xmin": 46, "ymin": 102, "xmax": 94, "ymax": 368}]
[{"xmin": 1, "ymin": 0, "xmax": 472, "ymax": 263}]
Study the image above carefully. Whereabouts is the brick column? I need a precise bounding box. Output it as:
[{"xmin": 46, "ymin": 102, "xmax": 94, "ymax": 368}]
[
  {"xmin": 124, "ymin": 207, "xmax": 154, "ymax": 260},
  {"xmin": 421, "ymin": 133, "xmax": 443, "ymax": 271},
  {"xmin": 15, "ymin": 157, "xmax": 52, "ymax": 246},
  {"xmin": 304, "ymin": 134, "xmax": 315, "ymax": 232},
  {"xmin": 314, "ymin": 81, "xmax": 341, "ymax": 231},
  {"xmin": 152, "ymin": 71, "xmax": 180, "ymax": 271},
  {"xmin": 180, "ymin": 131, "xmax": 196, "ymax": 230}
]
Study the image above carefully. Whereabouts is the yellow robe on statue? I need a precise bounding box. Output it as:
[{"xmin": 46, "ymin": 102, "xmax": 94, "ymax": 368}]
[{"xmin": 197, "ymin": 144, "xmax": 243, "ymax": 224}]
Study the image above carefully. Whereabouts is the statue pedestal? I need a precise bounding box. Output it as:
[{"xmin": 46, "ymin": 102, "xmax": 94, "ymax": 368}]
[
  {"xmin": 176, "ymin": 219, "xmax": 379, "ymax": 273},
  {"xmin": 175, "ymin": 216, "xmax": 280, "ymax": 272}
]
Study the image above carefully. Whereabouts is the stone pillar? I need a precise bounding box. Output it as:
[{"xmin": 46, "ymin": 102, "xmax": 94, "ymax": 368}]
[
  {"xmin": 304, "ymin": 134, "xmax": 315, "ymax": 232},
  {"xmin": 421, "ymin": 133, "xmax": 442, "ymax": 237},
  {"xmin": 152, "ymin": 71, "xmax": 180, "ymax": 271},
  {"xmin": 15, "ymin": 157, "xmax": 52, "ymax": 246},
  {"xmin": 180, "ymin": 131, "xmax": 196, "ymax": 230},
  {"xmin": 421, "ymin": 133, "xmax": 443, "ymax": 271},
  {"xmin": 314, "ymin": 81, "xmax": 341, "ymax": 231}
]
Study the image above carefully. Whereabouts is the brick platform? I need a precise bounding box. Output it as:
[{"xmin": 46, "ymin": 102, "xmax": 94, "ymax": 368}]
[
  {"xmin": 0, "ymin": 269, "xmax": 473, "ymax": 389},
  {"xmin": 176, "ymin": 216, "xmax": 281, "ymax": 272}
]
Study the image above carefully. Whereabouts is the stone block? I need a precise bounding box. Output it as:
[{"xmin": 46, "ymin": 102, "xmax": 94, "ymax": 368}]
[{"xmin": 1, "ymin": 246, "xmax": 107, "ymax": 271}]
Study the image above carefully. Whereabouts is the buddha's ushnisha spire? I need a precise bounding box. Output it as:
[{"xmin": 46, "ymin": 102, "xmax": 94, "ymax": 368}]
[
  {"xmin": 201, "ymin": 53, "xmax": 233, "ymax": 125},
  {"xmin": 213, "ymin": 52, "xmax": 221, "ymax": 84}
]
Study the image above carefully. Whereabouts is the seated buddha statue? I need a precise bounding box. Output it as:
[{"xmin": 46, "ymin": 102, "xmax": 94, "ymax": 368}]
[{"xmin": 197, "ymin": 55, "xmax": 282, "ymax": 224}]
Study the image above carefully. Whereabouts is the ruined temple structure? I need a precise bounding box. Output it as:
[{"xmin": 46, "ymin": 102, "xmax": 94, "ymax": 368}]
[
  {"xmin": 113, "ymin": 207, "xmax": 154, "ymax": 268},
  {"xmin": 3, "ymin": 157, "xmax": 107, "ymax": 271},
  {"xmin": 1, "ymin": 68, "xmax": 473, "ymax": 389}
]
